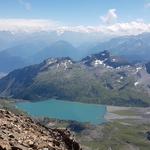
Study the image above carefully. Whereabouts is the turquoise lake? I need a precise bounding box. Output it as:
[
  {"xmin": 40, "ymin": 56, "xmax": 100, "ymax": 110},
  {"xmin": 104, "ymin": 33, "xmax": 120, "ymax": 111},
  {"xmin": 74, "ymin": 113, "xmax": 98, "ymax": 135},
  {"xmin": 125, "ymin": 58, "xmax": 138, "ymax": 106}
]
[{"xmin": 16, "ymin": 99, "xmax": 107, "ymax": 124}]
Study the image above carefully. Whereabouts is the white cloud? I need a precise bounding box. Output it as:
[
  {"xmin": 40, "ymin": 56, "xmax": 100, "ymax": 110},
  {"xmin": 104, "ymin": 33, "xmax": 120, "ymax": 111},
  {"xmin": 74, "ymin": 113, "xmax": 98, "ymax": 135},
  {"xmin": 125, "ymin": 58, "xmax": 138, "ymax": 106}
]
[
  {"xmin": 0, "ymin": 19, "xmax": 150, "ymax": 37},
  {"xmin": 102, "ymin": 21, "xmax": 150, "ymax": 36},
  {"xmin": 18, "ymin": 0, "xmax": 32, "ymax": 11},
  {"xmin": 145, "ymin": 2, "xmax": 150, "ymax": 8},
  {"xmin": 100, "ymin": 9, "xmax": 118, "ymax": 24},
  {"xmin": 56, "ymin": 22, "xmax": 150, "ymax": 36},
  {"xmin": 0, "ymin": 19, "xmax": 59, "ymax": 33}
]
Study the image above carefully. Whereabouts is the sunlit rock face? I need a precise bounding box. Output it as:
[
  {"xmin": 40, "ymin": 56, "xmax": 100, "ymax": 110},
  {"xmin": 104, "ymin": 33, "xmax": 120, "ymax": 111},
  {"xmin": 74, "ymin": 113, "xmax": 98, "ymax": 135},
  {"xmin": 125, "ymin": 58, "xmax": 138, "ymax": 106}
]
[
  {"xmin": 0, "ymin": 109, "xmax": 81, "ymax": 150},
  {"xmin": 81, "ymin": 50, "xmax": 131, "ymax": 68}
]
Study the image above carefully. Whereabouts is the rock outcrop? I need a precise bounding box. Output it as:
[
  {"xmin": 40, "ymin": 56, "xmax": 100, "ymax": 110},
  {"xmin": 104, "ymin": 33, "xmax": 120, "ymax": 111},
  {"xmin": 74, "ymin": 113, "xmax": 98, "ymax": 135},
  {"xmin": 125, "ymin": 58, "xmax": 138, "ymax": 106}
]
[
  {"xmin": 146, "ymin": 131, "xmax": 150, "ymax": 141},
  {"xmin": 0, "ymin": 109, "xmax": 81, "ymax": 150}
]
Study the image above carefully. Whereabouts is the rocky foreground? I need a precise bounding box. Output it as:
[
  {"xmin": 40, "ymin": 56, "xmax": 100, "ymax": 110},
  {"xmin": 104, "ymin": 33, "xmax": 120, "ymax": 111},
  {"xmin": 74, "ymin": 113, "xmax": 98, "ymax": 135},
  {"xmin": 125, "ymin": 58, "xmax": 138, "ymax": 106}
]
[{"xmin": 0, "ymin": 109, "xmax": 81, "ymax": 150}]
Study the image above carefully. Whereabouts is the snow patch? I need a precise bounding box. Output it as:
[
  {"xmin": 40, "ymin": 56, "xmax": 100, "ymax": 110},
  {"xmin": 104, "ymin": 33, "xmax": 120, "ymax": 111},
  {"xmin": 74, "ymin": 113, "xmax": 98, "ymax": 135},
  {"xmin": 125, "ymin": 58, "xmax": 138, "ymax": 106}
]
[
  {"xmin": 112, "ymin": 58, "xmax": 116, "ymax": 62},
  {"xmin": 59, "ymin": 60, "xmax": 73, "ymax": 70},
  {"xmin": 46, "ymin": 58, "xmax": 57, "ymax": 65},
  {"xmin": 94, "ymin": 59, "xmax": 103, "ymax": 66},
  {"xmin": 117, "ymin": 80, "xmax": 121, "ymax": 83},
  {"xmin": 146, "ymin": 112, "xmax": 150, "ymax": 115},
  {"xmin": 120, "ymin": 76, "xmax": 123, "ymax": 80},
  {"xmin": 116, "ymin": 67, "xmax": 121, "ymax": 70},
  {"xmin": 134, "ymin": 82, "xmax": 139, "ymax": 86},
  {"xmin": 68, "ymin": 60, "xmax": 73, "ymax": 64},
  {"xmin": 56, "ymin": 64, "xmax": 60, "ymax": 68},
  {"xmin": 106, "ymin": 65, "xmax": 113, "ymax": 69},
  {"xmin": 136, "ymin": 67, "xmax": 142, "ymax": 73}
]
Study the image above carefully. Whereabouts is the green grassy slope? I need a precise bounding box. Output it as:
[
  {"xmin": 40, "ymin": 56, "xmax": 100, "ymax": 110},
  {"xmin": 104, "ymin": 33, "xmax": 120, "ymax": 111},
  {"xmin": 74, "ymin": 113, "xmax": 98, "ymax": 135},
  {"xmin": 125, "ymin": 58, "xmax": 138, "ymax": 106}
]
[{"xmin": 15, "ymin": 66, "xmax": 150, "ymax": 107}]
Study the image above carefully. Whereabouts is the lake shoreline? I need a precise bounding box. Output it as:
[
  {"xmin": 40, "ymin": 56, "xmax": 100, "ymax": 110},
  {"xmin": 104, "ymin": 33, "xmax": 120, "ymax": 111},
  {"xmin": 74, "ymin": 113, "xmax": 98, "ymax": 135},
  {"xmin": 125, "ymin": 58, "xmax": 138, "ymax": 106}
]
[
  {"xmin": 105, "ymin": 106, "xmax": 132, "ymax": 121},
  {"xmin": 16, "ymin": 99, "xmax": 107, "ymax": 125},
  {"xmin": 15, "ymin": 99, "xmax": 148, "ymax": 123},
  {"xmin": 105, "ymin": 106, "xmax": 149, "ymax": 121}
]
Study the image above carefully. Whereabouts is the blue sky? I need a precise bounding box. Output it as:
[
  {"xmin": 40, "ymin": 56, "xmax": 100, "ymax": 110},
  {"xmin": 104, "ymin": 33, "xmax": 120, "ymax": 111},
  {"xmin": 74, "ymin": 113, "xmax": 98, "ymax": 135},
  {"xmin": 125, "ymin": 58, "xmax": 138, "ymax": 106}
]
[
  {"xmin": 0, "ymin": 0, "xmax": 150, "ymax": 25},
  {"xmin": 0, "ymin": 0, "xmax": 150, "ymax": 36}
]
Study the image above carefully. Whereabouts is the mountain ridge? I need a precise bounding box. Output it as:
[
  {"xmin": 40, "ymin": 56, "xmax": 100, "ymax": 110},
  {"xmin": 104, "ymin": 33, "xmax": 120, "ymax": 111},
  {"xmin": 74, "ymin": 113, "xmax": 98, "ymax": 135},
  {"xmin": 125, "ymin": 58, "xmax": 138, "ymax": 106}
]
[
  {"xmin": 89, "ymin": 32, "xmax": 150, "ymax": 62},
  {"xmin": 0, "ymin": 51, "xmax": 150, "ymax": 107},
  {"xmin": 1, "ymin": 32, "xmax": 150, "ymax": 73}
]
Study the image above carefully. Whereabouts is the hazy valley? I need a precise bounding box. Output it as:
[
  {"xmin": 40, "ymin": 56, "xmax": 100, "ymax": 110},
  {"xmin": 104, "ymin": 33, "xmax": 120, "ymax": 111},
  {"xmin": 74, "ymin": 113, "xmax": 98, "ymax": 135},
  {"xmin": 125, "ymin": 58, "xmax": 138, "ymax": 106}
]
[{"xmin": 0, "ymin": 1, "xmax": 150, "ymax": 149}]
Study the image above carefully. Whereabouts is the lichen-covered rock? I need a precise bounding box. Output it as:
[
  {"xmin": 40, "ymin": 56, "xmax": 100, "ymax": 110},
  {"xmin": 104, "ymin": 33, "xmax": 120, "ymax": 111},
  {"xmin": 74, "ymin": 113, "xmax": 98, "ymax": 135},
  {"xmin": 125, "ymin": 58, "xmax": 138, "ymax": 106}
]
[{"xmin": 0, "ymin": 109, "xmax": 81, "ymax": 150}]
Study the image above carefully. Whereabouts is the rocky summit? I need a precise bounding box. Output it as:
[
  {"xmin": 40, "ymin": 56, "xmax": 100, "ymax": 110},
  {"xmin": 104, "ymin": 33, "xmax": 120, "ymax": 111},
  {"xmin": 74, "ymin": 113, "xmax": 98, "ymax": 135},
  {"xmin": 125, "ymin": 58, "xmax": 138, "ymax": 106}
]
[{"xmin": 0, "ymin": 109, "xmax": 81, "ymax": 150}]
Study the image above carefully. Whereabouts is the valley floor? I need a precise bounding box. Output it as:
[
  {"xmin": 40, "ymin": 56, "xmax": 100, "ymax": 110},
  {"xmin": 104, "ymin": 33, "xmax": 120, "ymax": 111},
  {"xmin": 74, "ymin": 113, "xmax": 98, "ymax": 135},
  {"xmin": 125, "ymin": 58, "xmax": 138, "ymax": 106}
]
[
  {"xmin": 78, "ymin": 106, "xmax": 150, "ymax": 150},
  {"xmin": 0, "ymin": 99, "xmax": 150, "ymax": 150},
  {"xmin": 106, "ymin": 106, "xmax": 150, "ymax": 123},
  {"xmin": 37, "ymin": 105, "xmax": 150, "ymax": 150}
]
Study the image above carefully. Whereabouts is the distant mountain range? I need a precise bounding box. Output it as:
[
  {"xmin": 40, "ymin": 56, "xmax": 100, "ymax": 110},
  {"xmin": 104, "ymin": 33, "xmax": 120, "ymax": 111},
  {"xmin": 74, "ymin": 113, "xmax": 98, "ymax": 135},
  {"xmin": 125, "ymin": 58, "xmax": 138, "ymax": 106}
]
[
  {"xmin": 0, "ymin": 31, "xmax": 150, "ymax": 73},
  {"xmin": 33, "ymin": 40, "xmax": 80, "ymax": 64},
  {"xmin": 0, "ymin": 50, "xmax": 26, "ymax": 72},
  {"xmin": 89, "ymin": 32, "xmax": 150, "ymax": 62},
  {"xmin": 0, "ymin": 51, "xmax": 150, "ymax": 107}
]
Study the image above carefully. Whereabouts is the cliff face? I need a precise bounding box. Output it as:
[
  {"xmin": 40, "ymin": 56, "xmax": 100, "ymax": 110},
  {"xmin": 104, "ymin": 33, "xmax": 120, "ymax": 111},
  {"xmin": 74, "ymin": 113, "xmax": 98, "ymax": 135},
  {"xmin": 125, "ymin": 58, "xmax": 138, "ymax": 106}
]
[{"xmin": 0, "ymin": 109, "xmax": 81, "ymax": 150}]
